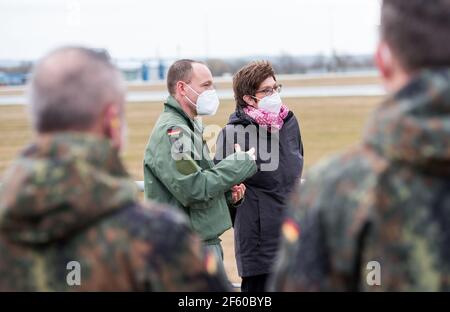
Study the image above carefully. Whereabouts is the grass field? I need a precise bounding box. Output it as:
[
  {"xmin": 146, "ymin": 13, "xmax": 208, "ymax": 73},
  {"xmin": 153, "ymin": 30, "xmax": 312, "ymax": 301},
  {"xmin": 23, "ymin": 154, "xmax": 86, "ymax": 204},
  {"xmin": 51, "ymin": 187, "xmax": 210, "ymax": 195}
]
[{"xmin": 0, "ymin": 76, "xmax": 382, "ymax": 284}]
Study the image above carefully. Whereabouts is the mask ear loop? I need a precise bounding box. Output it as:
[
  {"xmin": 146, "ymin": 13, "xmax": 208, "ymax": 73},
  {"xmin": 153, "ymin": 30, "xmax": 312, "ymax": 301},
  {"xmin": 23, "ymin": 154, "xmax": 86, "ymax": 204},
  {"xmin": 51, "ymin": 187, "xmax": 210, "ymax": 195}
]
[
  {"xmin": 251, "ymin": 95, "xmax": 262, "ymax": 102},
  {"xmin": 184, "ymin": 95, "xmax": 197, "ymax": 108},
  {"xmin": 184, "ymin": 82, "xmax": 200, "ymax": 96},
  {"xmin": 246, "ymin": 95, "xmax": 261, "ymax": 109},
  {"xmin": 183, "ymin": 82, "xmax": 199, "ymax": 107}
]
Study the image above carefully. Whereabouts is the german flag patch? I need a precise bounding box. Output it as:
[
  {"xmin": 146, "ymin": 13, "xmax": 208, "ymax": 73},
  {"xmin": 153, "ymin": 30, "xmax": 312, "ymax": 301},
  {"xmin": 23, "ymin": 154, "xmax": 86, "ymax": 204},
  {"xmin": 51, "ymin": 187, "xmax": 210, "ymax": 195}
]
[
  {"xmin": 204, "ymin": 251, "xmax": 218, "ymax": 275},
  {"xmin": 167, "ymin": 127, "xmax": 182, "ymax": 137},
  {"xmin": 282, "ymin": 218, "xmax": 300, "ymax": 244}
]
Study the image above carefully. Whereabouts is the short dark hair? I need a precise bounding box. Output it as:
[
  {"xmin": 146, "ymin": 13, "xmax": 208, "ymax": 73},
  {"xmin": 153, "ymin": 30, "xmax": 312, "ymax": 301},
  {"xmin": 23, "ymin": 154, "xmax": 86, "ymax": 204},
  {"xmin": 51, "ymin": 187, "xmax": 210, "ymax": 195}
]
[
  {"xmin": 381, "ymin": 0, "xmax": 450, "ymax": 72},
  {"xmin": 233, "ymin": 60, "xmax": 276, "ymax": 109},
  {"xmin": 167, "ymin": 59, "xmax": 202, "ymax": 96}
]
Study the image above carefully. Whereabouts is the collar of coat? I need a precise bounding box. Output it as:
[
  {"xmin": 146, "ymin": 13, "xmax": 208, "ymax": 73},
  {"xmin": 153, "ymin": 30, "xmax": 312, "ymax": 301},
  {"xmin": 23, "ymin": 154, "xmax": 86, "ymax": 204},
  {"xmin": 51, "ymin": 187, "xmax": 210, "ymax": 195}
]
[
  {"xmin": 165, "ymin": 95, "xmax": 204, "ymax": 133},
  {"xmin": 0, "ymin": 132, "xmax": 138, "ymax": 245}
]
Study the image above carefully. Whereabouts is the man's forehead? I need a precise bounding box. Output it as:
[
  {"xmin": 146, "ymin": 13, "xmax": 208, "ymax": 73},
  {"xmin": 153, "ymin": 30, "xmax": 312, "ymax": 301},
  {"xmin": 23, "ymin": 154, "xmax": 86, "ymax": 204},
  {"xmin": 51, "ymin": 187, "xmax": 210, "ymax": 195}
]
[{"xmin": 191, "ymin": 63, "xmax": 213, "ymax": 82}]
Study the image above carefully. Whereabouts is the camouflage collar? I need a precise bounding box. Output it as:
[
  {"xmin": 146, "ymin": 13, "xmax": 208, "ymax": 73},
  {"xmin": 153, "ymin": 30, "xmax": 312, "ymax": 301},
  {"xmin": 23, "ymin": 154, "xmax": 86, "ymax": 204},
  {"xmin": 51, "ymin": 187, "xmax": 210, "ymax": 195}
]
[{"xmin": 0, "ymin": 132, "xmax": 138, "ymax": 245}]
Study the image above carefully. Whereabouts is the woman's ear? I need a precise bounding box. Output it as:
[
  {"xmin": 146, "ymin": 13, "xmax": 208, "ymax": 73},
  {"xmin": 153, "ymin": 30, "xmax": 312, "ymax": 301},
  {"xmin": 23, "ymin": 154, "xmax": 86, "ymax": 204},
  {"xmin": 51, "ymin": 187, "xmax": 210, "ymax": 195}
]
[{"xmin": 243, "ymin": 95, "xmax": 257, "ymax": 107}]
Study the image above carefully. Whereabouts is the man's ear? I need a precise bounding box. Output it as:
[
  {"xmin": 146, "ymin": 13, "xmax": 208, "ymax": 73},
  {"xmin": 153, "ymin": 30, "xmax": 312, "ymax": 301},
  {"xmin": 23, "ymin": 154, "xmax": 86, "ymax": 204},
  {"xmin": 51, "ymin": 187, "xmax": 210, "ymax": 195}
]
[
  {"xmin": 375, "ymin": 41, "xmax": 393, "ymax": 81},
  {"xmin": 103, "ymin": 104, "xmax": 122, "ymax": 150},
  {"xmin": 243, "ymin": 95, "xmax": 257, "ymax": 107},
  {"xmin": 176, "ymin": 81, "xmax": 187, "ymax": 96}
]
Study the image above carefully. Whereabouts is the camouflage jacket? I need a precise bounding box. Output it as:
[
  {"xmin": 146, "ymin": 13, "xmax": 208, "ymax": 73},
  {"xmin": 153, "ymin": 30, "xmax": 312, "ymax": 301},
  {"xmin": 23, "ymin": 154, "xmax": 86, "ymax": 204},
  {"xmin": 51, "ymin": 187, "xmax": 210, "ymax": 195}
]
[
  {"xmin": 0, "ymin": 133, "xmax": 230, "ymax": 291},
  {"xmin": 270, "ymin": 69, "xmax": 450, "ymax": 291}
]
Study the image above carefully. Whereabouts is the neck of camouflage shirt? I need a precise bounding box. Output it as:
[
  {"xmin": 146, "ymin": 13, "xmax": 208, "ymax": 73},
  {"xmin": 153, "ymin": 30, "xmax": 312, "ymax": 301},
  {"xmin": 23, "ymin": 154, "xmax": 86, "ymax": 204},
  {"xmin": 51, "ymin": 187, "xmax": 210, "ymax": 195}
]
[{"xmin": 0, "ymin": 132, "xmax": 138, "ymax": 245}]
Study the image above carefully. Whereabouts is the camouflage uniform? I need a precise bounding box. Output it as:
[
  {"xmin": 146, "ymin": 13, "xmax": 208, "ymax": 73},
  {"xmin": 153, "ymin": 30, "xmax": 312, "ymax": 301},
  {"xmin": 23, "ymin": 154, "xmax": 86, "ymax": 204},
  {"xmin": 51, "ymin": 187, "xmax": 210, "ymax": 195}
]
[
  {"xmin": 270, "ymin": 69, "xmax": 450, "ymax": 291},
  {"xmin": 0, "ymin": 133, "xmax": 231, "ymax": 291}
]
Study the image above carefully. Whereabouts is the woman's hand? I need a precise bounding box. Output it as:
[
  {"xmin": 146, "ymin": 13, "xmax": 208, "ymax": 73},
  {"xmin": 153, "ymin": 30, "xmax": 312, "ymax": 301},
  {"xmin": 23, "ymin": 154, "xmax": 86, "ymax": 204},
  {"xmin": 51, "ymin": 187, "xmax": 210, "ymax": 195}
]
[{"xmin": 231, "ymin": 183, "xmax": 246, "ymax": 204}]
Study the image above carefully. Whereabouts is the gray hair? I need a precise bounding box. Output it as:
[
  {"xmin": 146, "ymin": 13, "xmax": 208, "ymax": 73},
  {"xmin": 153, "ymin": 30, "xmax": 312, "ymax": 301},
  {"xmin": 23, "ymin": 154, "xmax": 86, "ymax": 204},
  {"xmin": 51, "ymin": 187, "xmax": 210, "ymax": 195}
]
[{"xmin": 28, "ymin": 46, "xmax": 125, "ymax": 132}]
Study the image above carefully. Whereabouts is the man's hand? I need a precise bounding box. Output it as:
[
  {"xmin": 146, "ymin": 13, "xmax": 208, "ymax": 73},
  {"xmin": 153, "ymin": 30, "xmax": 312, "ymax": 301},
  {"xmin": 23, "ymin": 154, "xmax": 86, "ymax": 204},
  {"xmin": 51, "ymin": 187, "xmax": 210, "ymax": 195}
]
[
  {"xmin": 234, "ymin": 144, "xmax": 256, "ymax": 160},
  {"xmin": 231, "ymin": 183, "xmax": 246, "ymax": 204}
]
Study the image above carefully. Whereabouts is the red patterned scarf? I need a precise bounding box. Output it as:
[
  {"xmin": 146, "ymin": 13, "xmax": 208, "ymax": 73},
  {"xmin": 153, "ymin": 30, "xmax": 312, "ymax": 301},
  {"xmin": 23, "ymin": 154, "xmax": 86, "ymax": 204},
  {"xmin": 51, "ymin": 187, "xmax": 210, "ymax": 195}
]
[{"xmin": 243, "ymin": 104, "xmax": 290, "ymax": 132}]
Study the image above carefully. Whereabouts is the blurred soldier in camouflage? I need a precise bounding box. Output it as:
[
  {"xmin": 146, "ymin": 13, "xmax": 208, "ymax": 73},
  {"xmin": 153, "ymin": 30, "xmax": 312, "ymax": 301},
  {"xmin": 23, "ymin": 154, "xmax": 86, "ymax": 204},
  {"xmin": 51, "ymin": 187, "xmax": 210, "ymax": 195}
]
[
  {"xmin": 0, "ymin": 46, "xmax": 230, "ymax": 291},
  {"xmin": 270, "ymin": 0, "xmax": 450, "ymax": 291}
]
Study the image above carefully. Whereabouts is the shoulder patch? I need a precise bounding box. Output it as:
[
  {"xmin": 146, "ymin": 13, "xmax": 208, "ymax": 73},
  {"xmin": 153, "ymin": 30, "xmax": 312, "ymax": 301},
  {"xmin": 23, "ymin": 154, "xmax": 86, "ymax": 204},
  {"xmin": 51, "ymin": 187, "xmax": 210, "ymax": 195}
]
[
  {"xmin": 167, "ymin": 126, "xmax": 184, "ymax": 146},
  {"xmin": 167, "ymin": 127, "xmax": 182, "ymax": 137}
]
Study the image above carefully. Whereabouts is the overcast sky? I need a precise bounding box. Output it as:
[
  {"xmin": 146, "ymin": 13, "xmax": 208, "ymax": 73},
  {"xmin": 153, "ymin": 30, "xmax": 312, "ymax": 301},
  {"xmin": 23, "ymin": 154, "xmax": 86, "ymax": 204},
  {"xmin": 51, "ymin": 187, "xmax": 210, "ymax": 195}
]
[{"xmin": 0, "ymin": 0, "xmax": 381, "ymax": 61}]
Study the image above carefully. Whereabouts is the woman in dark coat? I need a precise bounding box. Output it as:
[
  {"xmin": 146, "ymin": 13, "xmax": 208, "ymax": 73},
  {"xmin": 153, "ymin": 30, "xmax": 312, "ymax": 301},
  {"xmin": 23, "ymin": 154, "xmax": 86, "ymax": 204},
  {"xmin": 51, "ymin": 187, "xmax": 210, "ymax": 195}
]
[{"xmin": 215, "ymin": 61, "xmax": 304, "ymax": 292}]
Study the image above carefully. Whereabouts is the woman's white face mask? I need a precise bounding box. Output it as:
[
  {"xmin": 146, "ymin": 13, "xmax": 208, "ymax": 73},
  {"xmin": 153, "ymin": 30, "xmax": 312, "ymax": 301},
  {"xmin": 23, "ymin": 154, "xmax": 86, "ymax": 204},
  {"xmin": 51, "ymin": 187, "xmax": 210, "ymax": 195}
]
[
  {"xmin": 184, "ymin": 83, "xmax": 220, "ymax": 116},
  {"xmin": 252, "ymin": 92, "xmax": 282, "ymax": 114}
]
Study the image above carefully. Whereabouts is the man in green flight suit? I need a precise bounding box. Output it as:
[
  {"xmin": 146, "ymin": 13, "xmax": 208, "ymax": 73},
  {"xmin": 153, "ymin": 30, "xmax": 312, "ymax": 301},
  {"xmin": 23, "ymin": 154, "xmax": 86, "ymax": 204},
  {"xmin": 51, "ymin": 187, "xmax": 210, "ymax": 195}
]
[{"xmin": 143, "ymin": 59, "xmax": 257, "ymax": 272}]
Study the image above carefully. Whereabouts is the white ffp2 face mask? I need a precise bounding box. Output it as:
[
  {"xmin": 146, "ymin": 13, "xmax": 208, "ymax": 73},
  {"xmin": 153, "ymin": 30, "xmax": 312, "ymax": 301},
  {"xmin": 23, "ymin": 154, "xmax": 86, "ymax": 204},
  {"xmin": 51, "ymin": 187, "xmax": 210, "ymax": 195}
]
[
  {"xmin": 184, "ymin": 84, "xmax": 220, "ymax": 116},
  {"xmin": 254, "ymin": 92, "xmax": 282, "ymax": 114}
]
